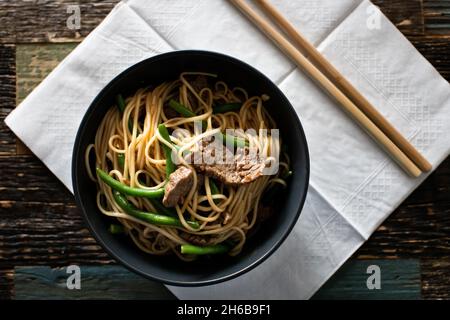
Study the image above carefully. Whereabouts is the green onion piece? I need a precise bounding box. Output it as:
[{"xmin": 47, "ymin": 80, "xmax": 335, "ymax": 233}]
[{"xmin": 168, "ymin": 99, "xmax": 197, "ymax": 118}]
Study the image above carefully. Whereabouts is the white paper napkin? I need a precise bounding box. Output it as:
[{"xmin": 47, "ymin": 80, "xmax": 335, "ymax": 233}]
[{"xmin": 5, "ymin": 0, "xmax": 450, "ymax": 299}]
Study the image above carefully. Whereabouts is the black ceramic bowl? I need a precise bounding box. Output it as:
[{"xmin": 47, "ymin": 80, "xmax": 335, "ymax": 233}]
[{"xmin": 72, "ymin": 50, "xmax": 309, "ymax": 286}]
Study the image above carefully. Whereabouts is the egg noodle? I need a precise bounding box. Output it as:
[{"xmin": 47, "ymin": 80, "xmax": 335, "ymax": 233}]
[{"xmin": 85, "ymin": 72, "xmax": 290, "ymax": 260}]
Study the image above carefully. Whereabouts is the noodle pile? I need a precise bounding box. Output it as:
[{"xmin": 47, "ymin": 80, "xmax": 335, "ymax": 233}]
[{"xmin": 85, "ymin": 72, "xmax": 290, "ymax": 260}]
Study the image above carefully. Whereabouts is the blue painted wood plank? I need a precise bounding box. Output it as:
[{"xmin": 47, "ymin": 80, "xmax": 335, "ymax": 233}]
[
  {"xmin": 14, "ymin": 265, "xmax": 175, "ymax": 300},
  {"xmin": 313, "ymin": 259, "xmax": 421, "ymax": 300},
  {"xmin": 14, "ymin": 259, "xmax": 421, "ymax": 300}
]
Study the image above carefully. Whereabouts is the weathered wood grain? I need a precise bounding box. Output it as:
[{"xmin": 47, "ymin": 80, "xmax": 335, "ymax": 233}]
[
  {"xmin": 0, "ymin": 155, "xmax": 113, "ymax": 266},
  {"xmin": 374, "ymin": 0, "xmax": 450, "ymax": 37},
  {"xmin": 313, "ymin": 259, "xmax": 421, "ymax": 300},
  {"xmin": 0, "ymin": 44, "xmax": 16, "ymax": 156},
  {"xmin": 0, "ymin": 202, "xmax": 112, "ymax": 265},
  {"xmin": 421, "ymin": 259, "xmax": 450, "ymax": 300},
  {"xmin": 0, "ymin": 269, "xmax": 14, "ymax": 300},
  {"xmin": 0, "ymin": 155, "xmax": 75, "ymax": 203},
  {"xmin": 14, "ymin": 266, "xmax": 175, "ymax": 300},
  {"xmin": 15, "ymin": 43, "xmax": 78, "ymax": 154},
  {"xmin": 423, "ymin": 0, "xmax": 450, "ymax": 35},
  {"xmin": 0, "ymin": 1, "xmax": 446, "ymax": 43},
  {"xmin": 411, "ymin": 37, "xmax": 450, "ymax": 80},
  {"xmin": 0, "ymin": 158, "xmax": 113, "ymax": 265},
  {"xmin": 372, "ymin": 0, "xmax": 425, "ymax": 35},
  {"xmin": 0, "ymin": 0, "xmax": 119, "ymax": 44},
  {"xmin": 16, "ymin": 43, "xmax": 78, "ymax": 105},
  {"xmin": 0, "ymin": 43, "xmax": 17, "ymax": 300}
]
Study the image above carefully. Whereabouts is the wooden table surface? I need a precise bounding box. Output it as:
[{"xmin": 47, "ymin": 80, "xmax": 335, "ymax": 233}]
[{"xmin": 0, "ymin": 0, "xmax": 449, "ymax": 300}]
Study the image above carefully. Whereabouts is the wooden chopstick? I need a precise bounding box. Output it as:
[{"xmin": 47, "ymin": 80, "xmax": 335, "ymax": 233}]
[
  {"xmin": 255, "ymin": 0, "xmax": 431, "ymax": 173},
  {"xmin": 230, "ymin": 0, "xmax": 422, "ymax": 177}
]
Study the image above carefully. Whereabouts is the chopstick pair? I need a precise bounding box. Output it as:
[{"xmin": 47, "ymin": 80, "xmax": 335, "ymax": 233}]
[{"xmin": 230, "ymin": 0, "xmax": 431, "ymax": 177}]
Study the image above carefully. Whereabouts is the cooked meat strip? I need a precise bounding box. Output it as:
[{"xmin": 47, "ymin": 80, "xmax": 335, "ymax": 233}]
[
  {"xmin": 190, "ymin": 138, "xmax": 266, "ymax": 186},
  {"xmin": 163, "ymin": 166, "xmax": 194, "ymax": 207}
]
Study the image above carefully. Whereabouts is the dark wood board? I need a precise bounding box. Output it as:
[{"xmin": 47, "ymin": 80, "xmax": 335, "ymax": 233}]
[
  {"xmin": 12, "ymin": 260, "xmax": 421, "ymax": 300},
  {"xmin": 0, "ymin": 1, "xmax": 119, "ymax": 44}
]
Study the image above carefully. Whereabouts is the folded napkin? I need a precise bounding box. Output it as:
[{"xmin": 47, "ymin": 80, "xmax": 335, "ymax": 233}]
[{"xmin": 5, "ymin": 0, "xmax": 450, "ymax": 299}]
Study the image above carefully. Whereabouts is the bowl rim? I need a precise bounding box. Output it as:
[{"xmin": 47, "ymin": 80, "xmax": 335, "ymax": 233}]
[{"xmin": 72, "ymin": 49, "xmax": 310, "ymax": 287}]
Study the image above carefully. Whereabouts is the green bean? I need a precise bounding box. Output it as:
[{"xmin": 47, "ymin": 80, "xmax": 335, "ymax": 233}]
[
  {"xmin": 222, "ymin": 133, "xmax": 249, "ymax": 148},
  {"xmin": 180, "ymin": 244, "xmax": 229, "ymax": 255},
  {"xmin": 116, "ymin": 94, "xmax": 133, "ymax": 132},
  {"xmin": 209, "ymin": 178, "xmax": 220, "ymax": 204},
  {"xmin": 117, "ymin": 153, "xmax": 125, "ymax": 169},
  {"xmin": 213, "ymin": 103, "xmax": 242, "ymax": 114},
  {"xmin": 168, "ymin": 99, "xmax": 206, "ymax": 131},
  {"xmin": 96, "ymin": 168, "xmax": 164, "ymax": 199},
  {"xmin": 168, "ymin": 99, "xmax": 196, "ymax": 118},
  {"xmin": 209, "ymin": 179, "xmax": 220, "ymax": 195},
  {"xmin": 113, "ymin": 191, "xmax": 199, "ymax": 229},
  {"xmin": 116, "ymin": 94, "xmax": 126, "ymax": 113},
  {"xmin": 168, "ymin": 100, "xmax": 248, "ymax": 148},
  {"xmin": 109, "ymin": 224, "xmax": 125, "ymax": 234},
  {"xmin": 150, "ymin": 198, "xmax": 177, "ymax": 217},
  {"xmin": 149, "ymin": 198, "xmax": 198, "ymax": 225},
  {"xmin": 157, "ymin": 124, "xmax": 177, "ymax": 178}
]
